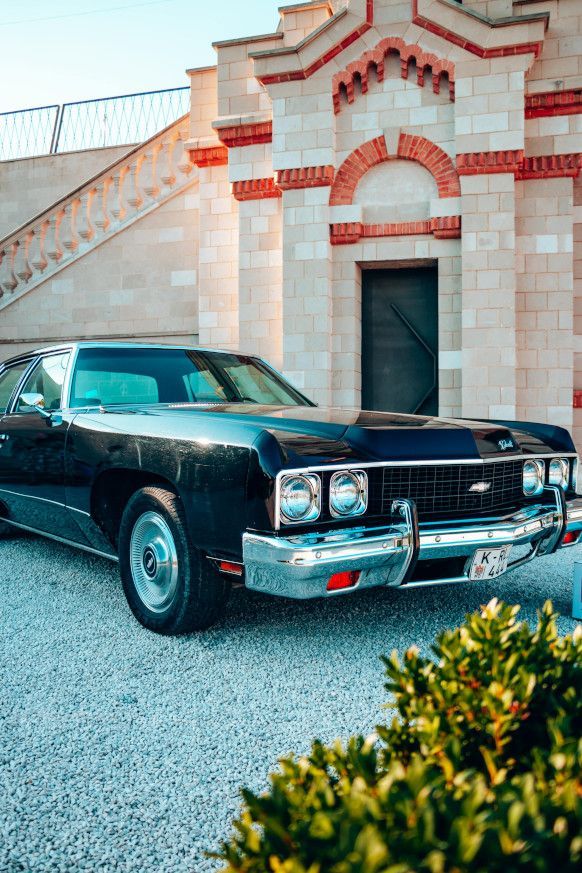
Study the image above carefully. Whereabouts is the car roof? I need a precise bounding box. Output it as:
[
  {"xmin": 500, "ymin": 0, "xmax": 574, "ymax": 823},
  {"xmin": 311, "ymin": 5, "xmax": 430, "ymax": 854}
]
[{"xmin": 0, "ymin": 341, "xmax": 248, "ymax": 368}]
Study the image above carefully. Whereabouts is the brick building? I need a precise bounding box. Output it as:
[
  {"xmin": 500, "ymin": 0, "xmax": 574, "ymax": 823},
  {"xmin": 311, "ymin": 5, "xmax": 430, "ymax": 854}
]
[{"xmin": 1, "ymin": 0, "xmax": 582, "ymax": 442}]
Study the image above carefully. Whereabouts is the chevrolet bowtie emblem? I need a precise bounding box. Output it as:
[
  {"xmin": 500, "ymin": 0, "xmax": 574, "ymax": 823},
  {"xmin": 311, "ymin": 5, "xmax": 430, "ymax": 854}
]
[{"xmin": 469, "ymin": 481, "xmax": 491, "ymax": 493}]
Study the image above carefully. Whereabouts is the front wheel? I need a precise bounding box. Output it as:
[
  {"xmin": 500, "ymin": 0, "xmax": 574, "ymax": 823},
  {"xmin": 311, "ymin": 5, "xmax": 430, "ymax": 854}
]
[{"xmin": 118, "ymin": 486, "xmax": 230, "ymax": 634}]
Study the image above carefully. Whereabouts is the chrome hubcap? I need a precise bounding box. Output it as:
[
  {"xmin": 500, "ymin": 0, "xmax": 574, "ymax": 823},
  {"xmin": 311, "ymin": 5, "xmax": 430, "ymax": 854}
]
[{"xmin": 130, "ymin": 511, "xmax": 179, "ymax": 612}]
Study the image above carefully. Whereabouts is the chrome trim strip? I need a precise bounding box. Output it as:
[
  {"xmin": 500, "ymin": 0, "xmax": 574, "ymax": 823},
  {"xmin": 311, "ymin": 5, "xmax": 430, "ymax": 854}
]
[
  {"xmin": 0, "ymin": 518, "xmax": 118, "ymax": 562},
  {"xmin": 402, "ymin": 544, "xmax": 541, "ymax": 589},
  {"xmin": 279, "ymin": 453, "xmax": 577, "ymax": 475},
  {"xmin": 62, "ymin": 344, "xmax": 79, "ymax": 411},
  {"xmin": 0, "ymin": 487, "xmax": 69, "ymax": 509},
  {"xmin": 0, "ymin": 488, "xmax": 90, "ymax": 516}
]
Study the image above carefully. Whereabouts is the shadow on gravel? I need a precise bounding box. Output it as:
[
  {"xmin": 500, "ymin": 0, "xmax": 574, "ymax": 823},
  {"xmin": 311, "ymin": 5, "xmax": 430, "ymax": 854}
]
[{"xmin": 2, "ymin": 528, "xmax": 576, "ymax": 643}]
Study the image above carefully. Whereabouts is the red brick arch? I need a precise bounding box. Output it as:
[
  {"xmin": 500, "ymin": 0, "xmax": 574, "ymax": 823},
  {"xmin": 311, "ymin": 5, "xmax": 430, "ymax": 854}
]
[
  {"xmin": 329, "ymin": 133, "xmax": 460, "ymax": 206},
  {"xmin": 332, "ymin": 37, "xmax": 455, "ymax": 114}
]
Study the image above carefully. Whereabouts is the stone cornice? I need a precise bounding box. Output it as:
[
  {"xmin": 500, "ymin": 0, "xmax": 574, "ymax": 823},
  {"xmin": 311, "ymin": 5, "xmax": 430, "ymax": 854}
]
[
  {"xmin": 525, "ymin": 88, "xmax": 582, "ymax": 118},
  {"xmin": 187, "ymin": 141, "xmax": 228, "ymax": 167},
  {"xmin": 232, "ymin": 178, "xmax": 281, "ymax": 200},
  {"xmin": 215, "ymin": 121, "xmax": 273, "ymax": 148},
  {"xmin": 249, "ymin": 0, "xmax": 372, "ymax": 85},
  {"xmin": 457, "ymin": 150, "xmax": 524, "ymax": 175},
  {"xmin": 458, "ymin": 150, "xmax": 582, "ymax": 179},
  {"xmin": 517, "ymin": 154, "xmax": 582, "ymax": 180},
  {"xmin": 412, "ymin": 0, "xmax": 547, "ymax": 59},
  {"xmin": 330, "ymin": 215, "xmax": 461, "ymax": 245},
  {"xmin": 276, "ymin": 165, "xmax": 335, "ymax": 189}
]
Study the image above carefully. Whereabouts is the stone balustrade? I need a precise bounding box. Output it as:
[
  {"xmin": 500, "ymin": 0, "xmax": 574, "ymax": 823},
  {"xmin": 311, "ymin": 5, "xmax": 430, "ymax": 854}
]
[{"xmin": 0, "ymin": 115, "xmax": 194, "ymax": 309}]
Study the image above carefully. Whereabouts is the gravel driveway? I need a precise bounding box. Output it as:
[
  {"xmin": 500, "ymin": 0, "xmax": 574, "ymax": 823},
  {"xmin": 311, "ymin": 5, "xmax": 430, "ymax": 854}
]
[{"xmin": 1, "ymin": 529, "xmax": 579, "ymax": 872}]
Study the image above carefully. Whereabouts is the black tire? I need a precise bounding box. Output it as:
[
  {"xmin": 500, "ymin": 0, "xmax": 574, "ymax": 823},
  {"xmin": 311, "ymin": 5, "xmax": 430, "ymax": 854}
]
[
  {"xmin": 0, "ymin": 520, "xmax": 12, "ymax": 538},
  {"xmin": 118, "ymin": 486, "xmax": 230, "ymax": 634}
]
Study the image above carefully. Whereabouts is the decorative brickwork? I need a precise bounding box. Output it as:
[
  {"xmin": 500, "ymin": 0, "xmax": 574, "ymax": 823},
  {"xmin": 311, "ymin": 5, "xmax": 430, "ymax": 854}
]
[
  {"xmin": 232, "ymin": 178, "xmax": 281, "ymax": 201},
  {"xmin": 189, "ymin": 144, "xmax": 228, "ymax": 167},
  {"xmin": 517, "ymin": 154, "xmax": 582, "ymax": 181},
  {"xmin": 329, "ymin": 133, "xmax": 460, "ymax": 206},
  {"xmin": 276, "ymin": 166, "xmax": 335, "ymax": 190},
  {"xmin": 398, "ymin": 134, "xmax": 461, "ymax": 197},
  {"xmin": 216, "ymin": 121, "xmax": 273, "ymax": 148},
  {"xmin": 458, "ymin": 152, "xmax": 582, "ymax": 180},
  {"xmin": 457, "ymin": 150, "xmax": 525, "ymax": 175},
  {"xmin": 525, "ymin": 89, "xmax": 582, "ymax": 119},
  {"xmin": 332, "ymin": 36, "xmax": 455, "ymax": 114},
  {"xmin": 330, "ymin": 216, "xmax": 461, "ymax": 245},
  {"xmin": 329, "ymin": 135, "xmax": 388, "ymax": 206}
]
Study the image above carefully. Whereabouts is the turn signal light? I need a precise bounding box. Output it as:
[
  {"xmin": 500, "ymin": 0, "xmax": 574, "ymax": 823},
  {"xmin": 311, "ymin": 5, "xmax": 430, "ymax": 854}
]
[
  {"xmin": 327, "ymin": 570, "xmax": 361, "ymax": 591},
  {"xmin": 219, "ymin": 561, "xmax": 243, "ymax": 576},
  {"xmin": 562, "ymin": 531, "xmax": 580, "ymax": 547}
]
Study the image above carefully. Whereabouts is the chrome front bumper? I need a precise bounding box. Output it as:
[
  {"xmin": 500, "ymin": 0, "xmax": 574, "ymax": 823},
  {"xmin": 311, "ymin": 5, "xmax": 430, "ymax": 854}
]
[{"xmin": 243, "ymin": 488, "xmax": 582, "ymax": 599}]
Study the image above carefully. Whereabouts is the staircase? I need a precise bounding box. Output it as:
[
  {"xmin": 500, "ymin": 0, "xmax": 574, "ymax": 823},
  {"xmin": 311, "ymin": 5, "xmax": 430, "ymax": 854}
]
[{"xmin": 0, "ymin": 115, "xmax": 195, "ymax": 312}]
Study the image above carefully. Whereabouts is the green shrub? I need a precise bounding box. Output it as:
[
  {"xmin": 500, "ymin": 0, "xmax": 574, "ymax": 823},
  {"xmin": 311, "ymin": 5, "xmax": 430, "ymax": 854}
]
[
  {"xmin": 214, "ymin": 601, "xmax": 582, "ymax": 872},
  {"xmin": 379, "ymin": 600, "xmax": 581, "ymax": 777}
]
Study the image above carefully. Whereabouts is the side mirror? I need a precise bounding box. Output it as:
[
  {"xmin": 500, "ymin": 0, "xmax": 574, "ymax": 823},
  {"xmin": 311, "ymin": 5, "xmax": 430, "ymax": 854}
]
[{"xmin": 19, "ymin": 393, "xmax": 52, "ymax": 420}]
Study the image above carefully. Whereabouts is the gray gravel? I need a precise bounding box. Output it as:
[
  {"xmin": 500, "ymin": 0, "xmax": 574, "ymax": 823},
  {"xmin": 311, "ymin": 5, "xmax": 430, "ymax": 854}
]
[{"xmin": 1, "ymin": 528, "xmax": 580, "ymax": 872}]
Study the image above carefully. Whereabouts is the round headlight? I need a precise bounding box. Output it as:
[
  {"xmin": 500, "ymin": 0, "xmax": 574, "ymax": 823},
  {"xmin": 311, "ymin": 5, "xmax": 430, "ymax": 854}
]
[
  {"xmin": 549, "ymin": 458, "xmax": 569, "ymax": 490},
  {"xmin": 523, "ymin": 459, "xmax": 544, "ymax": 496},
  {"xmin": 330, "ymin": 470, "xmax": 367, "ymax": 518},
  {"xmin": 280, "ymin": 474, "xmax": 320, "ymax": 523}
]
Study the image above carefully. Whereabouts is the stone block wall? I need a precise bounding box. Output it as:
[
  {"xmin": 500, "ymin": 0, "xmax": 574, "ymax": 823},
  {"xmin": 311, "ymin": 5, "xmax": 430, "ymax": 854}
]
[
  {"xmin": 516, "ymin": 177, "xmax": 574, "ymax": 430},
  {"xmin": 0, "ymin": 188, "xmax": 199, "ymax": 361},
  {"xmin": 0, "ymin": 146, "xmax": 131, "ymax": 238}
]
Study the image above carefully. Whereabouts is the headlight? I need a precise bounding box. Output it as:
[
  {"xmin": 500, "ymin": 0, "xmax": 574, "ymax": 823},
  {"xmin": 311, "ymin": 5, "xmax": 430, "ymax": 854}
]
[
  {"xmin": 548, "ymin": 458, "xmax": 569, "ymax": 490},
  {"xmin": 329, "ymin": 470, "xmax": 368, "ymax": 518},
  {"xmin": 522, "ymin": 459, "xmax": 544, "ymax": 496},
  {"xmin": 280, "ymin": 473, "xmax": 321, "ymax": 523},
  {"xmin": 572, "ymin": 458, "xmax": 578, "ymax": 493}
]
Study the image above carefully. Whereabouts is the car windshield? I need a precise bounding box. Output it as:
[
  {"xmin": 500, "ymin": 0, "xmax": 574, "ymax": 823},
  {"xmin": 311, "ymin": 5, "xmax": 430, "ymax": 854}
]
[{"xmin": 69, "ymin": 347, "xmax": 314, "ymax": 408}]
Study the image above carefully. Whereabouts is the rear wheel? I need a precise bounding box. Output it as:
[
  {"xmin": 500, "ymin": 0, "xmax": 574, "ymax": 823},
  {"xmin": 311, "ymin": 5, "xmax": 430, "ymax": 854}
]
[
  {"xmin": 118, "ymin": 486, "xmax": 230, "ymax": 634},
  {"xmin": 0, "ymin": 520, "xmax": 12, "ymax": 538}
]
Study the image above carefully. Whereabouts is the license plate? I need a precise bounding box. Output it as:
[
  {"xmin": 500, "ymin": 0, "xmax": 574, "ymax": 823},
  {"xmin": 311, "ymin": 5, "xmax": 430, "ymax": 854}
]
[{"xmin": 469, "ymin": 546, "xmax": 511, "ymax": 581}]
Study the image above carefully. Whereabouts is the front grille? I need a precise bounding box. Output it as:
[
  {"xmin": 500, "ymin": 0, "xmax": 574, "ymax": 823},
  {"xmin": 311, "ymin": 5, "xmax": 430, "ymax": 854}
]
[{"xmin": 372, "ymin": 460, "xmax": 525, "ymax": 521}]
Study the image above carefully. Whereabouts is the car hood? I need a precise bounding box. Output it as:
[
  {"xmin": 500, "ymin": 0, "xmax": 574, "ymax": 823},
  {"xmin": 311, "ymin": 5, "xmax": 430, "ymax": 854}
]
[{"xmin": 96, "ymin": 402, "xmax": 571, "ymax": 466}]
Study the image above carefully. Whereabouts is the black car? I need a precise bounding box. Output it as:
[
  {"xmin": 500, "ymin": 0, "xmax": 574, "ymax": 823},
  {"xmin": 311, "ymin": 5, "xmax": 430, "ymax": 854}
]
[{"xmin": 0, "ymin": 342, "xmax": 580, "ymax": 634}]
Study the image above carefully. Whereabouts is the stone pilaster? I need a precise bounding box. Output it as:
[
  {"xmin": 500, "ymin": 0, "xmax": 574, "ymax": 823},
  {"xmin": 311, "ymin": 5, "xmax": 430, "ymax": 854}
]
[
  {"xmin": 281, "ymin": 186, "xmax": 333, "ymax": 405},
  {"xmin": 238, "ymin": 197, "xmax": 283, "ymax": 368},
  {"xmin": 197, "ymin": 163, "xmax": 239, "ymax": 349}
]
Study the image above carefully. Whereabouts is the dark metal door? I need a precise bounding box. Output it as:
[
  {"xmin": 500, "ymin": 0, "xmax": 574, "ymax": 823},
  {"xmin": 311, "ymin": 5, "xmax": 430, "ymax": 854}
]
[{"xmin": 362, "ymin": 267, "xmax": 438, "ymax": 415}]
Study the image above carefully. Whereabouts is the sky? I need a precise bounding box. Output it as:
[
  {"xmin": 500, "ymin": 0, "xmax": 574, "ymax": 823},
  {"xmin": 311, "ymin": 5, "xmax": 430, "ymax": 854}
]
[{"xmin": 0, "ymin": 0, "xmax": 281, "ymax": 112}]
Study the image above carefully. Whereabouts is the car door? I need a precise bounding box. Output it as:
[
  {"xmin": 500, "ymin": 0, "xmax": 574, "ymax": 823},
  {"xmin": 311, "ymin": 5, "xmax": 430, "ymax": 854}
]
[{"xmin": 0, "ymin": 350, "xmax": 81, "ymax": 540}]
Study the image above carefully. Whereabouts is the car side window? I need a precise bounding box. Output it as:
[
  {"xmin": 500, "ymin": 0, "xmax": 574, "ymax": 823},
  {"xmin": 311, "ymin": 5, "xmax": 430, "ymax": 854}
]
[
  {"xmin": 0, "ymin": 361, "xmax": 30, "ymax": 414},
  {"xmin": 17, "ymin": 353, "xmax": 70, "ymax": 412},
  {"xmin": 71, "ymin": 369, "xmax": 159, "ymax": 406}
]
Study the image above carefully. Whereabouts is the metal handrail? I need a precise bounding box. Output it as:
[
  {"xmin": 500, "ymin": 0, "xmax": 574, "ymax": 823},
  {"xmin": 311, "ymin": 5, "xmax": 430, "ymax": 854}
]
[
  {"xmin": 0, "ymin": 113, "xmax": 189, "ymax": 248},
  {"xmin": 0, "ymin": 87, "xmax": 190, "ymax": 161}
]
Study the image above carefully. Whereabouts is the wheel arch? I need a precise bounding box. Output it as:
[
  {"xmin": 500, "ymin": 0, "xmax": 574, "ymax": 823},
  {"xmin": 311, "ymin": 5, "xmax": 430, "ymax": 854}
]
[{"xmin": 90, "ymin": 467, "xmax": 181, "ymax": 549}]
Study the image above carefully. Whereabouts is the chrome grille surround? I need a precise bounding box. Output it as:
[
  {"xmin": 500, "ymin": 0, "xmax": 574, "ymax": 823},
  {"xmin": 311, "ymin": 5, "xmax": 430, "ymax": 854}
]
[{"xmin": 274, "ymin": 454, "xmax": 578, "ymax": 529}]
